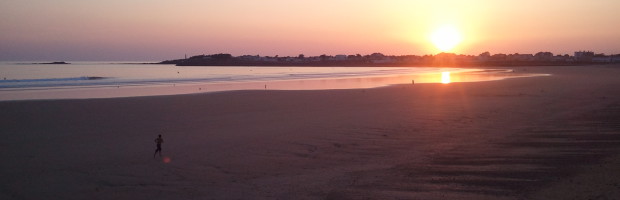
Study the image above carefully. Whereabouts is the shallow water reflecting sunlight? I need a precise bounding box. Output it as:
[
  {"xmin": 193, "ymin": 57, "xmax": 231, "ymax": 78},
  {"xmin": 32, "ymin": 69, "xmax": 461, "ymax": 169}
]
[{"xmin": 441, "ymin": 72, "xmax": 451, "ymax": 84}]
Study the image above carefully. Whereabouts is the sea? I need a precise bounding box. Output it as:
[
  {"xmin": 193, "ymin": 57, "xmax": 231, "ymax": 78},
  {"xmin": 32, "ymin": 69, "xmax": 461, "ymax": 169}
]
[{"xmin": 0, "ymin": 61, "xmax": 544, "ymax": 101}]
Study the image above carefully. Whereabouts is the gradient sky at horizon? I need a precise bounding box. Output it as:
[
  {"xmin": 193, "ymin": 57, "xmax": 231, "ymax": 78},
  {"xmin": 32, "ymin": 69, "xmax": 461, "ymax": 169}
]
[{"xmin": 1, "ymin": 0, "xmax": 619, "ymax": 61}]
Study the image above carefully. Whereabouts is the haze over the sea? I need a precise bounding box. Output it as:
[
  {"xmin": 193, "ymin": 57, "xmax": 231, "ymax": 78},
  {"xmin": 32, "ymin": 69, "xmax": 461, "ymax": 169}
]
[{"xmin": 1, "ymin": 0, "xmax": 619, "ymax": 61}]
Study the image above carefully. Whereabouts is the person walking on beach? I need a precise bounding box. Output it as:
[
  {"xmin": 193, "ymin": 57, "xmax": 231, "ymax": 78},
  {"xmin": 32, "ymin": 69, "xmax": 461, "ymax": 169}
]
[{"xmin": 154, "ymin": 134, "xmax": 164, "ymax": 157}]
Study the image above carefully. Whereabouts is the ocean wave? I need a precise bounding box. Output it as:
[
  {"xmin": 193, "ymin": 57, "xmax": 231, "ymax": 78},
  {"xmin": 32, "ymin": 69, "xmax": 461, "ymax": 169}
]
[
  {"xmin": 0, "ymin": 77, "xmax": 108, "ymax": 88},
  {"xmin": 0, "ymin": 76, "xmax": 106, "ymax": 83}
]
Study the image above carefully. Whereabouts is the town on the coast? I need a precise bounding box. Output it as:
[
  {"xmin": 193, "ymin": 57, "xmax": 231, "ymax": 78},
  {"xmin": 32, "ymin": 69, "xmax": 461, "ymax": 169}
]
[{"xmin": 161, "ymin": 51, "xmax": 620, "ymax": 66}]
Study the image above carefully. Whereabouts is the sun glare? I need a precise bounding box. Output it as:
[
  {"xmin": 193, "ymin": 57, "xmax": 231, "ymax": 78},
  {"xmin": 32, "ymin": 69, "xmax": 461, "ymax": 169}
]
[
  {"xmin": 441, "ymin": 72, "xmax": 451, "ymax": 84},
  {"xmin": 430, "ymin": 25, "xmax": 462, "ymax": 52}
]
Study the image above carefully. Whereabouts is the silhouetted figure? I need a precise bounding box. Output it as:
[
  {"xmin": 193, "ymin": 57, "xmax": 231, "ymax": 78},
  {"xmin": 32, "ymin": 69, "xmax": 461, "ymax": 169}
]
[{"xmin": 154, "ymin": 134, "xmax": 163, "ymax": 157}]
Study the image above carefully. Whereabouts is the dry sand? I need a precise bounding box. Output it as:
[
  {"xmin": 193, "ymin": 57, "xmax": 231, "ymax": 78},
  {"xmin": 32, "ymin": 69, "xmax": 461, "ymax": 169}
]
[{"xmin": 1, "ymin": 65, "xmax": 619, "ymax": 200}]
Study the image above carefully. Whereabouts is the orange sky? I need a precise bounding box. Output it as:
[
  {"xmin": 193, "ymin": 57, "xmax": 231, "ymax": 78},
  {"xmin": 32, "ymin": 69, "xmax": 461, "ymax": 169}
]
[{"xmin": 1, "ymin": 0, "xmax": 619, "ymax": 61}]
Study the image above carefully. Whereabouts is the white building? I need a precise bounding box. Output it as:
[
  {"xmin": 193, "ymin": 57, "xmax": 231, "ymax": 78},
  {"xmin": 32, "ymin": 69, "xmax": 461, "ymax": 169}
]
[{"xmin": 334, "ymin": 55, "xmax": 347, "ymax": 61}]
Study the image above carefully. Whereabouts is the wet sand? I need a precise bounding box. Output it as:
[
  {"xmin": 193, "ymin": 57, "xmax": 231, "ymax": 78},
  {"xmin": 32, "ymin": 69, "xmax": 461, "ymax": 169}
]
[{"xmin": 1, "ymin": 65, "xmax": 619, "ymax": 199}]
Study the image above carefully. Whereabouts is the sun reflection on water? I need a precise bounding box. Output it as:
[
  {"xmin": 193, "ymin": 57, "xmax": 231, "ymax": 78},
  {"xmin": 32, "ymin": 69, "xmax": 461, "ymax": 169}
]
[{"xmin": 441, "ymin": 72, "xmax": 451, "ymax": 84}]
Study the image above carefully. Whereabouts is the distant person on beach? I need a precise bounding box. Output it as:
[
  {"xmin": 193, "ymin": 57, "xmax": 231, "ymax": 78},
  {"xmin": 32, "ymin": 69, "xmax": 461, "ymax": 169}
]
[{"xmin": 154, "ymin": 134, "xmax": 164, "ymax": 157}]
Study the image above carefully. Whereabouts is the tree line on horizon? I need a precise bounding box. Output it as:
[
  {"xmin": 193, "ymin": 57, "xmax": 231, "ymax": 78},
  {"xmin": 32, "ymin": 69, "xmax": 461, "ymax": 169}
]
[{"xmin": 160, "ymin": 51, "xmax": 620, "ymax": 67}]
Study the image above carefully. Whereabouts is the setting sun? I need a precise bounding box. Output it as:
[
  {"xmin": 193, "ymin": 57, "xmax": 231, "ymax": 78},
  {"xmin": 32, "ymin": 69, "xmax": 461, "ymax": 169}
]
[{"xmin": 430, "ymin": 25, "xmax": 463, "ymax": 52}]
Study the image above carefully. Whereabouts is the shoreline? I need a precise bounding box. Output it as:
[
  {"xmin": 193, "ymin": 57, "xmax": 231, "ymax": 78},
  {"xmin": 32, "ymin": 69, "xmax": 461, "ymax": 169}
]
[
  {"xmin": 0, "ymin": 67, "xmax": 545, "ymax": 102},
  {"xmin": 1, "ymin": 65, "xmax": 619, "ymax": 199}
]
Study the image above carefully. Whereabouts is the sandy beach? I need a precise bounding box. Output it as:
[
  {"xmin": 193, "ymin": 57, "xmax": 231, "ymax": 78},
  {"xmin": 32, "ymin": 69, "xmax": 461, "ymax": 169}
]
[{"xmin": 1, "ymin": 65, "xmax": 619, "ymax": 200}]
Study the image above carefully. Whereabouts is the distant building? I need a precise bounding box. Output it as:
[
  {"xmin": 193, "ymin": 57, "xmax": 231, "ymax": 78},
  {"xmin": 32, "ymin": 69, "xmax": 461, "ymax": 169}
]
[
  {"xmin": 552, "ymin": 54, "xmax": 572, "ymax": 62},
  {"xmin": 592, "ymin": 54, "xmax": 612, "ymax": 63},
  {"xmin": 309, "ymin": 57, "xmax": 322, "ymax": 62},
  {"xmin": 334, "ymin": 55, "xmax": 348, "ymax": 61},
  {"xmin": 508, "ymin": 53, "xmax": 534, "ymax": 61},
  {"xmin": 260, "ymin": 57, "xmax": 278, "ymax": 62},
  {"xmin": 613, "ymin": 55, "xmax": 620, "ymax": 63},
  {"xmin": 574, "ymin": 51, "xmax": 594, "ymax": 62}
]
